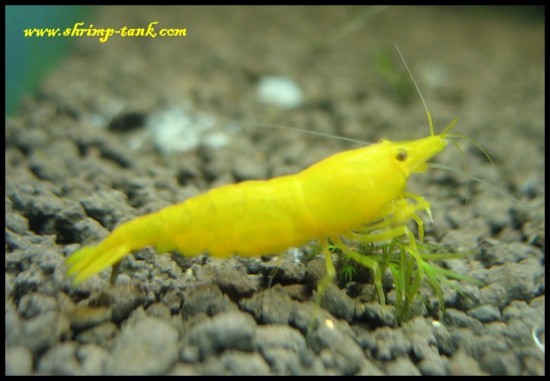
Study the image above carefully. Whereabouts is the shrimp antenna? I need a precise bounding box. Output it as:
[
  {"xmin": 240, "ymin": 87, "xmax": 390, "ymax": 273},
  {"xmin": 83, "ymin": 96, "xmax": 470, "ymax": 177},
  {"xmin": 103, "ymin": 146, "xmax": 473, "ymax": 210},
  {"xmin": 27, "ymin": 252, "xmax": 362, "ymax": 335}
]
[
  {"xmin": 395, "ymin": 44, "xmax": 435, "ymax": 136},
  {"xmin": 429, "ymin": 162, "xmax": 532, "ymax": 210},
  {"xmin": 257, "ymin": 122, "xmax": 369, "ymax": 145}
]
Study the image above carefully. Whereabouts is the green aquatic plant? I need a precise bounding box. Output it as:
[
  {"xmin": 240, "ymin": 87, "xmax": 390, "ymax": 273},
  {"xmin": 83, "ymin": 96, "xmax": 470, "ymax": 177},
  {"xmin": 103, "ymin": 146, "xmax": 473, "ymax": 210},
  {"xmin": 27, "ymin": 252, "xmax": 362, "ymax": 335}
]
[
  {"xmin": 373, "ymin": 49, "xmax": 415, "ymax": 106},
  {"xmin": 307, "ymin": 195, "xmax": 483, "ymax": 325},
  {"xmin": 369, "ymin": 237, "xmax": 483, "ymax": 323}
]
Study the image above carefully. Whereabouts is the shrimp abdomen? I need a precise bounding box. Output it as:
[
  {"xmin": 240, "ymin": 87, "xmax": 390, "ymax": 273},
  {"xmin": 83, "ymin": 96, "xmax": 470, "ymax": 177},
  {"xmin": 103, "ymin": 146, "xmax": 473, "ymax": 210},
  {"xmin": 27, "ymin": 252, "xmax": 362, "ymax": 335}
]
[{"xmin": 169, "ymin": 177, "xmax": 315, "ymax": 257}]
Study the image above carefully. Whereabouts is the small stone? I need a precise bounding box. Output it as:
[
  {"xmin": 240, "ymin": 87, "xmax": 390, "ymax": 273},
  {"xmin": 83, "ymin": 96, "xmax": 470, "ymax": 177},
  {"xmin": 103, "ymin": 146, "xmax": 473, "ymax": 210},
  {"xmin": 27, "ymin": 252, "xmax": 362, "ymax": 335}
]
[
  {"xmin": 37, "ymin": 342, "xmax": 80, "ymax": 375},
  {"xmin": 68, "ymin": 306, "xmax": 112, "ymax": 332},
  {"xmin": 75, "ymin": 322, "xmax": 118, "ymax": 347},
  {"xmin": 239, "ymin": 286, "xmax": 295, "ymax": 325},
  {"xmin": 5, "ymin": 345, "xmax": 33, "ymax": 375},
  {"xmin": 306, "ymin": 319, "xmax": 365, "ymax": 375},
  {"xmin": 220, "ymin": 350, "xmax": 271, "ymax": 375},
  {"xmin": 104, "ymin": 316, "xmax": 179, "ymax": 375},
  {"xmin": 77, "ymin": 344, "xmax": 109, "ymax": 375},
  {"xmin": 188, "ymin": 311, "xmax": 257, "ymax": 359},
  {"xmin": 448, "ymin": 350, "xmax": 485, "ymax": 375},
  {"xmin": 182, "ymin": 284, "xmax": 238, "ymax": 318},
  {"xmin": 385, "ymin": 356, "xmax": 421, "ymax": 375},
  {"xmin": 467, "ymin": 304, "xmax": 502, "ymax": 323},
  {"xmin": 18, "ymin": 311, "xmax": 71, "ymax": 356},
  {"xmin": 442, "ymin": 309, "xmax": 483, "ymax": 333}
]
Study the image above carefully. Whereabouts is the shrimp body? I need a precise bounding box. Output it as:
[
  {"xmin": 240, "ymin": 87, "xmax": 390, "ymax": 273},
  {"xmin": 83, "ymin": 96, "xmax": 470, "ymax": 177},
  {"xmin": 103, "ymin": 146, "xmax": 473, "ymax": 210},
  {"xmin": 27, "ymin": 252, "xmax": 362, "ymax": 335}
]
[{"xmin": 66, "ymin": 134, "xmax": 447, "ymax": 284}]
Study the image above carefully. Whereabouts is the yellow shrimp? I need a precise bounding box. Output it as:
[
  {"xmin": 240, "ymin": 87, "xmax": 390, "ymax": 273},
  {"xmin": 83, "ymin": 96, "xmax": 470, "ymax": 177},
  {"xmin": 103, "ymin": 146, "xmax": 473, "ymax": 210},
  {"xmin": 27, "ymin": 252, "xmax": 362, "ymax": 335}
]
[
  {"xmin": 66, "ymin": 131, "xmax": 448, "ymax": 284},
  {"xmin": 66, "ymin": 47, "xmax": 453, "ymax": 291}
]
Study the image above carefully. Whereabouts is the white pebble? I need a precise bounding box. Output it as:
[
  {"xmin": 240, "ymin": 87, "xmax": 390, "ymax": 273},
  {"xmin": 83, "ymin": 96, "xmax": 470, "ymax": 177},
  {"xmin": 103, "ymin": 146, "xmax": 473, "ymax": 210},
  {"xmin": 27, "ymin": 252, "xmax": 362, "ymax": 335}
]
[{"xmin": 257, "ymin": 76, "xmax": 303, "ymax": 109}]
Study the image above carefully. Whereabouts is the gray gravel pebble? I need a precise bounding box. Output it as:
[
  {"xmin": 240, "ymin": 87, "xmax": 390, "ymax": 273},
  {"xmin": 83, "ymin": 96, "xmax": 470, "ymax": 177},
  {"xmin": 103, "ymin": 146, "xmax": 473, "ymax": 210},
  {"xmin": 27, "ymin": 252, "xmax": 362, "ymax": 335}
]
[
  {"xmin": 207, "ymin": 259, "xmax": 260, "ymax": 299},
  {"xmin": 431, "ymin": 321, "xmax": 455, "ymax": 356},
  {"xmin": 188, "ymin": 311, "xmax": 257, "ymax": 359},
  {"xmin": 478, "ymin": 240, "xmax": 543, "ymax": 267},
  {"xmin": 68, "ymin": 306, "xmax": 112, "ymax": 332},
  {"xmin": 385, "ymin": 356, "xmax": 421, "ymax": 375},
  {"xmin": 17, "ymin": 311, "xmax": 71, "ymax": 357},
  {"xmin": 231, "ymin": 154, "xmax": 269, "ymax": 182},
  {"xmin": 240, "ymin": 285, "xmax": 295, "ymax": 324},
  {"xmin": 488, "ymin": 258, "xmax": 544, "ymax": 303},
  {"xmin": 256, "ymin": 324, "xmax": 307, "ymax": 353},
  {"xmin": 37, "ymin": 342, "xmax": 81, "ymax": 375},
  {"xmin": 256, "ymin": 325, "xmax": 323, "ymax": 374},
  {"xmin": 5, "ymin": 345, "xmax": 34, "ymax": 375},
  {"xmin": 318, "ymin": 283, "xmax": 357, "ymax": 322},
  {"xmin": 77, "ymin": 344, "xmax": 110, "ymax": 375},
  {"xmin": 306, "ymin": 319, "xmax": 366, "ymax": 375},
  {"xmin": 467, "ymin": 304, "xmax": 502, "ymax": 322},
  {"xmin": 159, "ymin": 289, "xmax": 185, "ymax": 314},
  {"xmin": 261, "ymin": 255, "xmax": 307, "ymax": 284},
  {"xmin": 357, "ymin": 301, "xmax": 397, "ymax": 327},
  {"xmin": 362, "ymin": 326, "xmax": 412, "ymax": 361},
  {"xmin": 17, "ymin": 292, "xmax": 59, "ymax": 319},
  {"xmin": 88, "ymin": 284, "xmax": 146, "ymax": 324},
  {"xmin": 104, "ymin": 315, "xmax": 180, "ymax": 375},
  {"xmin": 454, "ymin": 282, "xmax": 482, "ymax": 310},
  {"xmin": 12, "ymin": 267, "xmax": 49, "ymax": 299},
  {"xmin": 443, "ymin": 308, "xmax": 484, "ymax": 333},
  {"xmin": 450, "ymin": 329, "xmax": 510, "ymax": 361},
  {"xmin": 5, "ymin": 298, "xmax": 22, "ymax": 345},
  {"xmin": 479, "ymin": 283, "xmax": 508, "ymax": 308},
  {"xmin": 182, "ymin": 284, "xmax": 238, "ymax": 318},
  {"xmin": 75, "ymin": 322, "xmax": 119, "ymax": 347},
  {"xmin": 448, "ymin": 349, "xmax": 486, "ymax": 375},
  {"xmin": 402, "ymin": 317, "xmax": 439, "ymax": 360},
  {"xmin": 480, "ymin": 350, "xmax": 521, "ymax": 376},
  {"xmin": 219, "ymin": 350, "xmax": 271, "ymax": 375},
  {"xmin": 417, "ymin": 353, "xmax": 449, "ymax": 376},
  {"xmin": 29, "ymin": 141, "xmax": 80, "ymax": 183},
  {"xmin": 80, "ymin": 190, "xmax": 136, "ymax": 230},
  {"xmin": 5, "ymin": 210, "xmax": 30, "ymax": 236},
  {"xmin": 146, "ymin": 302, "xmax": 172, "ymax": 320}
]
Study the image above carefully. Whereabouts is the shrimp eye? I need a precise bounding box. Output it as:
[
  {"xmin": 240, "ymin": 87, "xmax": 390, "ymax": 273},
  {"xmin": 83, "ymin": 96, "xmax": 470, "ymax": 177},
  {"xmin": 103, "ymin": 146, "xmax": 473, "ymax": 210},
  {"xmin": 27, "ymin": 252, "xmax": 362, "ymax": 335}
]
[{"xmin": 396, "ymin": 149, "xmax": 407, "ymax": 161}]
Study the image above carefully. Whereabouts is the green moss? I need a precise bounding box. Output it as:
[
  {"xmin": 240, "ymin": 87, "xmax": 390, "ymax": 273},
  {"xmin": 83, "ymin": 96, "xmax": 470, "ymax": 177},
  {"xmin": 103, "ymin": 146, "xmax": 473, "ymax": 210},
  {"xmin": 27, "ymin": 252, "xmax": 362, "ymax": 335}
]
[
  {"xmin": 306, "ymin": 192, "xmax": 484, "ymax": 325},
  {"xmin": 373, "ymin": 50, "xmax": 415, "ymax": 106},
  {"xmin": 335, "ymin": 236, "xmax": 484, "ymax": 324}
]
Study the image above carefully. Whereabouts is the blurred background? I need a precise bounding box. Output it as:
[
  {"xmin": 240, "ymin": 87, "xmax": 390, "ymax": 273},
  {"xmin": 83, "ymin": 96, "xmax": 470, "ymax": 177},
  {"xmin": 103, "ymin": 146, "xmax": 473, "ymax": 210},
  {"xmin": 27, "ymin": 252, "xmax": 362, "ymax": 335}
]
[{"xmin": 6, "ymin": 6, "xmax": 94, "ymax": 115}]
